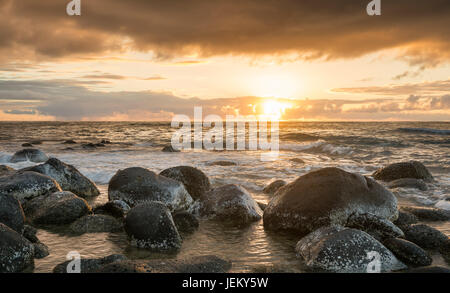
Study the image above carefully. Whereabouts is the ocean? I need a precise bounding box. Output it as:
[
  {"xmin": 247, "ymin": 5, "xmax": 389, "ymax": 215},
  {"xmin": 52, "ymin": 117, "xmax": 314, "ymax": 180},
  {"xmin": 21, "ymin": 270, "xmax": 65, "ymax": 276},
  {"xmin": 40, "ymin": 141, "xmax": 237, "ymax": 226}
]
[{"xmin": 0, "ymin": 121, "xmax": 449, "ymax": 272}]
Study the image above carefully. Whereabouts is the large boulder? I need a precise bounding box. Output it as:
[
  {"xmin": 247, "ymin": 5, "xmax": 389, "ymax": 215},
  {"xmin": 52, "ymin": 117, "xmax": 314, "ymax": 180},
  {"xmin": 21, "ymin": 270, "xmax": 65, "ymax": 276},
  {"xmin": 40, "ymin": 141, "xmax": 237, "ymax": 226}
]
[
  {"xmin": 402, "ymin": 224, "xmax": 449, "ymax": 250},
  {"xmin": 0, "ymin": 165, "xmax": 15, "ymax": 177},
  {"xmin": 21, "ymin": 158, "xmax": 99, "ymax": 198},
  {"xmin": 400, "ymin": 206, "xmax": 450, "ymax": 222},
  {"xmin": 0, "ymin": 193, "xmax": 25, "ymax": 233},
  {"xmin": 0, "ymin": 223, "xmax": 35, "ymax": 273},
  {"xmin": 96, "ymin": 255, "xmax": 232, "ymax": 273},
  {"xmin": 53, "ymin": 254, "xmax": 127, "ymax": 273},
  {"xmin": 172, "ymin": 211, "xmax": 199, "ymax": 234},
  {"xmin": 383, "ymin": 238, "xmax": 432, "ymax": 267},
  {"xmin": 263, "ymin": 180, "xmax": 287, "ymax": 195},
  {"xmin": 346, "ymin": 213, "xmax": 404, "ymax": 241},
  {"xmin": 199, "ymin": 184, "xmax": 263, "ymax": 226},
  {"xmin": 263, "ymin": 168, "xmax": 398, "ymax": 235},
  {"xmin": 108, "ymin": 167, "xmax": 193, "ymax": 211},
  {"xmin": 160, "ymin": 166, "xmax": 211, "ymax": 200},
  {"xmin": 70, "ymin": 214, "xmax": 123, "ymax": 234},
  {"xmin": 295, "ymin": 226, "xmax": 406, "ymax": 273},
  {"xmin": 23, "ymin": 191, "xmax": 91, "ymax": 225},
  {"xmin": 372, "ymin": 161, "xmax": 433, "ymax": 182},
  {"xmin": 0, "ymin": 171, "xmax": 61, "ymax": 203},
  {"xmin": 9, "ymin": 148, "xmax": 48, "ymax": 163},
  {"xmin": 124, "ymin": 202, "xmax": 182, "ymax": 251}
]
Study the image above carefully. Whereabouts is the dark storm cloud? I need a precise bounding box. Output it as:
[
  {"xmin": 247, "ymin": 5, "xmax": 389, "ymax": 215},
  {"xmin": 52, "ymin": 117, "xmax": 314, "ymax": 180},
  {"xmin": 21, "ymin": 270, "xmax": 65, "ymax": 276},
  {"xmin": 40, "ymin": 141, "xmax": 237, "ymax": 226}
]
[{"xmin": 1, "ymin": 0, "xmax": 449, "ymax": 65}]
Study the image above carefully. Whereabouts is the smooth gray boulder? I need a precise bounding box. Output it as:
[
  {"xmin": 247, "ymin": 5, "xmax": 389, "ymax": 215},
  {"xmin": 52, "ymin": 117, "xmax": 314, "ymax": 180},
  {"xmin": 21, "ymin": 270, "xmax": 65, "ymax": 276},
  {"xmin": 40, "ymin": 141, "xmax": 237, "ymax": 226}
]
[
  {"xmin": 295, "ymin": 226, "xmax": 406, "ymax": 273},
  {"xmin": 93, "ymin": 200, "xmax": 130, "ymax": 218},
  {"xmin": 373, "ymin": 161, "xmax": 433, "ymax": 182},
  {"xmin": 0, "ymin": 223, "xmax": 34, "ymax": 273},
  {"xmin": 53, "ymin": 254, "xmax": 127, "ymax": 273},
  {"xmin": 96, "ymin": 255, "xmax": 232, "ymax": 273},
  {"xmin": 400, "ymin": 206, "xmax": 450, "ymax": 222},
  {"xmin": 10, "ymin": 148, "xmax": 48, "ymax": 163},
  {"xmin": 199, "ymin": 184, "xmax": 263, "ymax": 226},
  {"xmin": 108, "ymin": 167, "xmax": 193, "ymax": 211},
  {"xmin": 383, "ymin": 238, "xmax": 432, "ymax": 267},
  {"xmin": 160, "ymin": 166, "xmax": 211, "ymax": 200},
  {"xmin": 0, "ymin": 171, "xmax": 61, "ymax": 203},
  {"xmin": 23, "ymin": 191, "xmax": 91, "ymax": 225},
  {"xmin": 0, "ymin": 165, "xmax": 15, "ymax": 176},
  {"xmin": 264, "ymin": 168, "xmax": 398, "ymax": 235},
  {"xmin": 21, "ymin": 158, "xmax": 99, "ymax": 198},
  {"xmin": 346, "ymin": 213, "xmax": 404, "ymax": 241},
  {"xmin": 388, "ymin": 178, "xmax": 428, "ymax": 191},
  {"xmin": 263, "ymin": 180, "xmax": 287, "ymax": 195},
  {"xmin": 124, "ymin": 202, "xmax": 182, "ymax": 251},
  {"xmin": 70, "ymin": 214, "xmax": 123, "ymax": 234},
  {"xmin": 402, "ymin": 224, "xmax": 449, "ymax": 250},
  {"xmin": 0, "ymin": 193, "xmax": 25, "ymax": 233}
]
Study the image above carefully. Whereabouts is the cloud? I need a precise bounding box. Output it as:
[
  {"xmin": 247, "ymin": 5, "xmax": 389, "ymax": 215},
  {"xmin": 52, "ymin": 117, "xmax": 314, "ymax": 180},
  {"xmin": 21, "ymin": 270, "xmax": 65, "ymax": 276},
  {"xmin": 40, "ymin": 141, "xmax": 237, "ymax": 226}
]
[
  {"xmin": 0, "ymin": 79, "xmax": 448, "ymax": 121},
  {"xmin": 1, "ymin": 0, "xmax": 449, "ymax": 66}
]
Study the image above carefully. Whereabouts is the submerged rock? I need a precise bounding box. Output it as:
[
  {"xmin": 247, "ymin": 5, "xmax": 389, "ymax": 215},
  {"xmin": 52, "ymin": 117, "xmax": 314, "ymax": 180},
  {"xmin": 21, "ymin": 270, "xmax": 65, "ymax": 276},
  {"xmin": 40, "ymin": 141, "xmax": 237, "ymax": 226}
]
[
  {"xmin": 124, "ymin": 202, "xmax": 182, "ymax": 251},
  {"xmin": 402, "ymin": 224, "xmax": 449, "ymax": 250},
  {"xmin": 263, "ymin": 180, "xmax": 287, "ymax": 195},
  {"xmin": 23, "ymin": 191, "xmax": 91, "ymax": 225},
  {"xmin": 96, "ymin": 255, "xmax": 232, "ymax": 273},
  {"xmin": 70, "ymin": 214, "xmax": 123, "ymax": 234},
  {"xmin": 296, "ymin": 226, "xmax": 406, "ymax": 273},
  {"xmin": 10, "ymin": 148, "xmax": 48, "ymax": 163},
  {"xmin": 172, "ymin": 211, "xmax": 199, "ymax": 234},
  {"xmin": 346, "ymin": 213, "xmax": 404, "ymax": 241},
  {"xmin": 62, "ymin": 140, "xmax": 77, "ymax": 144},
  {"xmin": 290, "ymin": 158, "xmax": 305, "ymax": 164},
  {"xmin": 0, "ymin": 223, "xmax": 34, "ymax": 273},
  {"xmin": 21, "ymin": 158, "xmax": 100, "ymax": 198},
  {"xmin": 0, "ymin": 193, "xmax": 25, "ymax": 233},
  {"xmin": 400, "ymin": 206, "xmax": 450, "ymax": 222},
  {"xmin": 199, "ymin": 184, "xmax": 263, "ymax": 226},
  {"xmin": 0, "ymin": 165, "xmax": 15, "ymax": 177},
  {"xmin": 263, "ymin": 168, "xmax": 398, "ymax": 235},
  {"xmin": 53, "ymin": 254, "xmax": 127, "ymax": 273},
  {"xmin": 160, "ymin": 166, "xmax": 211, "ymax": 200},
  {"xmin": 93, "ymin": 200, "xmax": 130, "ymax": 218},
  {"xmin": 162, "ymin": 145, "xmax": 180, "ymax": 152},
  {"xmin": 372, "ymin": 161, "xmax": 433, "ymax": 182},
  {"xmin": 207, "ymin": 160, "xmax": 237, "ymax": 166},
  {"xmin": 387, "ymin": 178, "xmax": 428, "ymax": 191},
  {"xmin": 0, "ymin": 171, "xmax": 61, "ymax": 203},
  {"xmin": 21, "ymin": 143, "xmax": 33, "ymax": 147},
  {"xmin": 108, "ymin": 167, "xmax": 193, "ymax": 211},
  {"xmin": 383, "ymin": 238, "xmax": 432, "ymax": 267}
]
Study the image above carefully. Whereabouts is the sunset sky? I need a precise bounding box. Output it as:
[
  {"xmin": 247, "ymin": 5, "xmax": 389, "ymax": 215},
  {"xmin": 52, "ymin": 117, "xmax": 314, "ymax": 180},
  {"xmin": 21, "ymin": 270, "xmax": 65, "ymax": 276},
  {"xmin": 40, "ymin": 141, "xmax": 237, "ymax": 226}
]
[{"xmin": 0, "ymin": 0, "xmax": 449, "ymax": 121}]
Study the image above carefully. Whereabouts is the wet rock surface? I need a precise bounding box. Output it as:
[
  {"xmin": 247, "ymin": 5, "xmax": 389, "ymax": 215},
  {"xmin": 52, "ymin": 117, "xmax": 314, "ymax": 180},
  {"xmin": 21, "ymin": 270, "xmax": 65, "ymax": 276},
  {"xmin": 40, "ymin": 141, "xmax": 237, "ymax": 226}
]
[
  {"xmin": 263, "ymin": 180, "xmax": 287, "ymax": 195},
  {"xmin": 372, "ymin": 161, "xmax": 433, "ymax": 182},
  {"xmin": 0, "ymin": 193, "xmax": 25, "ymax": 233},
  {"xmin": 10, "ymin": 148, "xmax": 49, "ymax": 163},
  {"xmin": 172, "ymin": 211, "xmax": 199, "ymax": 234},
  {"xmin": 0, "ymin": 223, "xmax": 35, "ymax": 273},
  {"xmin": 93, "ymin": 200, "xmax": 130, "ymax": 218},
  {"xmin": 70, "ymin": 214, "xmax": 123, "ymax": 234},
  {"xmin": 53, "ymin": 254, "xmax": 128, "ymax": 273},
  {"xmin": 383, "ymin": 237, "xmax": 432, "ymax": 267},
  {"xmin": 346, "ymin": 213, "xmax": 404, "ymax": 240},
  {"xmin": 160, "ymin": 166, "xmax": 211, "ymax": 200},
  {"xmin": 400, "ymin": 206, "xmax": 450, "ymax": 222},
  {"xmin": 402, "ymin": 224, "xmax": 449, "ymax": 250}
]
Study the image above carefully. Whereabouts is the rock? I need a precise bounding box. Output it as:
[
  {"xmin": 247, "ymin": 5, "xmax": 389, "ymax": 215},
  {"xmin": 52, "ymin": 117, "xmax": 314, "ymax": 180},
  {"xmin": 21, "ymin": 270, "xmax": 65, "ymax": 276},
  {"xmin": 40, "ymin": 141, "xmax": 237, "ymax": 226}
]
[
  {"xmin": 199, "ymin": 184, "xmax": 263, "ymax": 226},
  {"xmin": 160, "ymin": 166, "xmax": 211, "ymax": 200},
  {"xmin": 402, "ymin": 224, "xmax": 449, "ymax": 250},
  {"xmin": 124, "ymin": 202, "xmax": 182, "ymax": 251},
  {"xmin": 94, "ymin": 143, "xmax": 105, "ymax": 147},
  {"xmin": 400, "ymin": 206, "xmax": 450, "ymax": 222},
  {"xmin": 100, "ymin": 140, "xmax": 111, "ymax": 144},
  {"xmin": 22, "ymin": 225, "xmax": 39, "ymax": 243},
  {"xmin": 23, "ymin": 191, "xmax": 91, "ymax": 225},
  {"xmin": 96, "ymin": 255, "xmax": 231, "ymax": 273},
  {"xmin": 401, "ymin": 266, "xmax": 450, "ymax": 273},
  {"xmin": 346, "ymin": 213, "xmax": 404, "ymax": 241},
  {"xmin": 108, "ymin": 167, "xmax": 193, "ymax": 211},
  {"xmin": 263, "ymin": 180, "xmax": 287, "ymax": 195},
  {"xmin": 30, "ymin": 140, "xmax": 42, "ymax": 145},
  {"xmin": 21, "ymin": 158, "xmax": 100, "ymax": 198},
  {"xmin": 62, "ymin": 140, "xmax": 77, "ymax": 144},
  {"xmin": 53, "ymin": 254, "xmax": 127, "ymax": 273},
  {"xmin": 22, "ymin": 143, "xmax": 33, "ymax": 147},
  {"xmin": 394, "ymin": 211, "xmax": 419, "ymax": 227},
  {"xmin": 372, "ymin": 161, "xmax": 433, "ymax": 182},
  {"xmin": 295, "ymin": 226, "xmax": 406, "ymax": 273},
  {"xmin": 172, "ymin": 211, "xmax": 199, "ymax": 234},
  {"xmin": 0, "ymin": 223, "xmax": 34, "ymax": 273},
  {"xmin": 257, "ymin": 201, "xmax": 267, "ymax": 211},
  {"xmin": 82, "ymin": 143, "xmax": 97, "ymax": 149},
  {"xmin": 162, "ymin": 145, "xmax": 180, "ymax": 152},
  {"xmin": 264, "ymin": 168, "xmax": 398, "ymax": 235},
  {"xmin": 383, "ymin": 238, "xmax": 432, "ymax": 267},
  {"xmin": 63, "ymin": 147, "xmax": 74, "ymax": 151},
  {"xmin": 290, "ymin": 158, "xmax": 305, "ymax": 164},
  {"xmin": 33, "ymin": 242, "xmax": 49, "ymax": 259},
  {"xmin": 0, "ymin": 165, "xmax": 15, "ymax": 176},
  {"xmin": 207, "ymin": 161, "xmax": 237, "ymax": 166},
  {"xmin": 440, "ymin": 241, "xmax": 450, "ymax": 265},
  {"xmin": 93, "ymin": 200, "xmax": 130, "ymax": 218},
  {"xmin": 70, "ymin": 214, "xmax": 123, "ymax": 234},
  {"xmin": 388, "ymin": 178, "xmax": 428, "ymax": 191},
  {"xmin": 10, "ymin": 148, "xmax": 48, "ymax": 163},
  {"xmin": 0, "ymin": 193, "xmax": 25, "ymax": 233},
  {"xmin": 0, "ymin": 171, "xmax": 61, "ymax": 203}
]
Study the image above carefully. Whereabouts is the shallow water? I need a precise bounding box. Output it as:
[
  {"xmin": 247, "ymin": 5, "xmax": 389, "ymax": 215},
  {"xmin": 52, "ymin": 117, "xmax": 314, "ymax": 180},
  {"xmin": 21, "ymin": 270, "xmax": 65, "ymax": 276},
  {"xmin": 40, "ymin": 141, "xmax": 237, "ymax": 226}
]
[{"xmin": 0, "ymin": 121, "xmax": 448, "ymax": 272}]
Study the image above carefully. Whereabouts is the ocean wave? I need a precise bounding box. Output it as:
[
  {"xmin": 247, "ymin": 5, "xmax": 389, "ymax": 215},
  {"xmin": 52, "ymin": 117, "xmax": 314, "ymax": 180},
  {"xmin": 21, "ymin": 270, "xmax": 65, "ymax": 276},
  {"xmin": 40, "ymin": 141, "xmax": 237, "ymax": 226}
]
[
  {"xmin": 280, "ymin": 140, "xmax": 353, "ymax": 155},
  {"xmin": 397, "ymin": 127, "xmax": 450, "ymax": 135}
]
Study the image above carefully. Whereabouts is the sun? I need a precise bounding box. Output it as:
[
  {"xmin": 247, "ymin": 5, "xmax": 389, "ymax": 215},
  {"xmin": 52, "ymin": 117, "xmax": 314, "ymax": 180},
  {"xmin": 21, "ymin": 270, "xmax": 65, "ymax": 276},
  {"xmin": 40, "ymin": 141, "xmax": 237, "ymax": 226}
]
[
  {"xmin": 262, "ymin": 100, "xmax": 292, "ymax": 120},
  {"xmin": 250, "ymin": 74, "xmax": 299, "ymax": 99}
]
